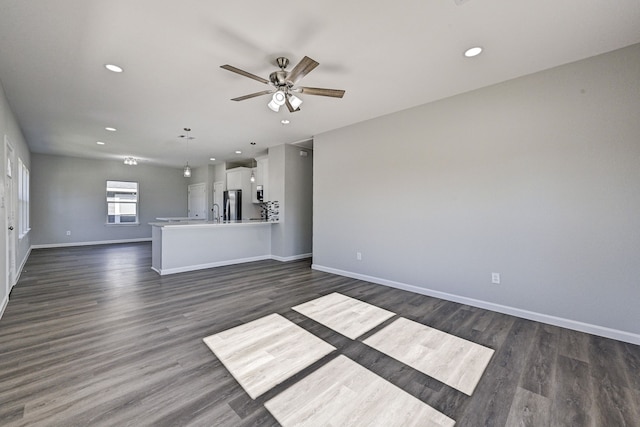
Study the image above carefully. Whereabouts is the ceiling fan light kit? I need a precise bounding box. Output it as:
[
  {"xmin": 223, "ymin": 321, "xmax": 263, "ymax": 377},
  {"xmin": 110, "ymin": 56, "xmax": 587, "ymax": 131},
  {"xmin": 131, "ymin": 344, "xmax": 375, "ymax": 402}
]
[
  {"xmin": 221, "ymin": 55, "xmax": 345, "ymax": 113},
  {"xmin": 268, "ymin": 90, "xmax": 287, "ymax": 112},
  {"xmin": 288, "ymin": 94, "xmax": 303, "ymax": 110}
]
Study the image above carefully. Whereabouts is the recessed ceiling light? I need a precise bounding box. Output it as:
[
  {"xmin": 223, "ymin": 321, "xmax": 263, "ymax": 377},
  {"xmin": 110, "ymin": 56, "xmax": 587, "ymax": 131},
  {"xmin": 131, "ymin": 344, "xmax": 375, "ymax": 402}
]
[
  {"xmin": 96, "ymin": 141, "xmax": 105, "ymax": 145},
  {"xmin": 209, "ymin": 157, "xmax": 216, "ymax": 161},
  {"xmin": 464, "ymin": 46, "xmax": 483, "ymax": 58},
  {"xmin": 281, "ymin": 119, "xmax": 290, "ymax": 125},
  {"xmin": 105, "ymin": 64, "xmax": 123, "ymax": 73},
  {"xmin": 105, "ymin": 127, "xmax": 117, "ymax": 132},
  {"xmin": 235, "ymin": 150, "xmax": 242, "ymax": 154}
]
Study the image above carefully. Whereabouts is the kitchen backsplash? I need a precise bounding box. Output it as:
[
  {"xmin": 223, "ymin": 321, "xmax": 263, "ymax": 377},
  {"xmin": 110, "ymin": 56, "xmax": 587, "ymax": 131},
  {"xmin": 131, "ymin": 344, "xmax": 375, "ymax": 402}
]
[{"xmin": 260, "ymin": 201, "xmax": 280, "ymax": 222}]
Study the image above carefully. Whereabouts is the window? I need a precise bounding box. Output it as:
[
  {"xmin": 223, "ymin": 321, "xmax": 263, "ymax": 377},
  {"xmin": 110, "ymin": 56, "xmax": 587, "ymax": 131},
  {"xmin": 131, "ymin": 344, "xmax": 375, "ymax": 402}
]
[
  {"xmin": 18, "ymin": 159, "xmax": 30, "ymax": 237},
  {"xmin": 106, "ymin": 180, "xmax": 138, "ymax": 224}
]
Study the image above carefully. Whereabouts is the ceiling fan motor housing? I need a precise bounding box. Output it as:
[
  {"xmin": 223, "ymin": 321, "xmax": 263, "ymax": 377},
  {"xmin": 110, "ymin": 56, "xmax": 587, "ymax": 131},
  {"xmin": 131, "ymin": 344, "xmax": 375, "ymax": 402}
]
[{"xmin": 269, "ymin": 70, "xmax": 290, "ymax": 88}]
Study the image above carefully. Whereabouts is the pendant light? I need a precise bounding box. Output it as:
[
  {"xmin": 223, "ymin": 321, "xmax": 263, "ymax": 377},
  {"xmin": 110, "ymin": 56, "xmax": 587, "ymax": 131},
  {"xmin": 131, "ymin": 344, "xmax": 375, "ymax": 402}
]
[
  {"xmin": 250, "ymin": 158, "xmax": 256, "ymax": 182},
  {"xmin": 182, "ymin": 127, "xmax": 193, "ymax": 178}
]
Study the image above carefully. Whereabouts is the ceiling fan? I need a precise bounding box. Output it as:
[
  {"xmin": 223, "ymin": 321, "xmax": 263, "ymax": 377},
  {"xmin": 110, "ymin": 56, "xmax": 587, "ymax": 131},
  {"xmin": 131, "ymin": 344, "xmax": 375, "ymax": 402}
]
[{"xmin": 221, "ymin": 56, "xmax": 345, "ymax": 113}]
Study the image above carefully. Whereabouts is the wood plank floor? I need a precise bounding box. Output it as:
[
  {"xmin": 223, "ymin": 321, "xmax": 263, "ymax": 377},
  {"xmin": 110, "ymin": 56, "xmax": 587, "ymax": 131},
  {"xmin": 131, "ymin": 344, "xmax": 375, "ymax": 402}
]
[{"xmin": 1, "ymin": 243, "xmax": 639, "ymax": 426}]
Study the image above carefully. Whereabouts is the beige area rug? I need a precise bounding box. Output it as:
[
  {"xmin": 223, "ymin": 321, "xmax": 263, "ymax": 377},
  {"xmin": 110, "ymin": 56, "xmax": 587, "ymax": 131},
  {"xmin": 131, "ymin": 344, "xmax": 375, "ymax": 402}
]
[
  {"xmin": 292, "ymin": 292, "xmax": 396, "ymax": 339},
  {"xmin": 202, "ymin": 313, "xmax": 336, "ymax": 399},
  {"xmin": 364, "ymin": 317, "xmax": 494, "ymax": 396},
  {"xmin": 265, "ymin": 355, "xmax": 455, "ymax": 427}
]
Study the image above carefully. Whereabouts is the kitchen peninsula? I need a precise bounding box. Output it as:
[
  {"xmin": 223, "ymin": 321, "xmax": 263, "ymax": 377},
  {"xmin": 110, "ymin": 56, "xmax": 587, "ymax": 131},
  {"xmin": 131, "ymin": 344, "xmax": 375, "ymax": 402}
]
[
  {"xmin": 151, "ymin": 144, "xmax": 313, "ymax": 275},
  {"xmin": 150, "ymin": 220, "xmax": 275, "ymax": 275}
]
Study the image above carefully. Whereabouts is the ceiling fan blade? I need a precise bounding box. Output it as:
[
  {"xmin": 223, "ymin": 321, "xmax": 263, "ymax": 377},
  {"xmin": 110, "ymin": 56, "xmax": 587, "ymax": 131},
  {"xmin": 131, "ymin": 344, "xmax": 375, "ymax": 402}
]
[
  {"xmin": 231, "ymin": 90, "xmax": 273, "ymax": 101},
  {"xmin": 286, "ymin": 56, "xmax": 319, "ymax": 85},
  {"xmin": 221, "ymin": 64, "xmax": 269, "ymax": 85},
  {"xmin": 297, "ymin": 87, "xmax": 345, "ymax": 98}
]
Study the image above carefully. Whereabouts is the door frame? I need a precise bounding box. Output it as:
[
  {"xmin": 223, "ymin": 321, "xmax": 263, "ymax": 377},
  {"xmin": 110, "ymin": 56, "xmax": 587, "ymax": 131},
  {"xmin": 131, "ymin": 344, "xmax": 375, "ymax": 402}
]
[
  {"xmin": 187, "ymin": 182, "xmax": 207, "ymax": 219},
  {"xmin": 4, "ymin": 136, "xmax": 16, "ymax": 294}
]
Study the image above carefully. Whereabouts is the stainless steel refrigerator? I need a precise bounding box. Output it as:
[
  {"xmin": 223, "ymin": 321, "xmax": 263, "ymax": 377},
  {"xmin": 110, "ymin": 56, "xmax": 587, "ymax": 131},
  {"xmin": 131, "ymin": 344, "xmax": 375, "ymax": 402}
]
[{"xmin": 223, "ymin": 190, "xmax": 242, "ymax": 221}]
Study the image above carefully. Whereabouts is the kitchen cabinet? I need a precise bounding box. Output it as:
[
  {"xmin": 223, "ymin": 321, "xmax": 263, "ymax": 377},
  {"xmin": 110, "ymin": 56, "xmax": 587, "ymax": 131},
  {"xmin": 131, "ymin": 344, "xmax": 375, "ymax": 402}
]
[
  {"xmin": 251, "ymin": 167, "xmax": 260, "ymax": 203},
  {"xmin": 252, "ymin": 157, "xmax": 269, "ymax": 203},
  {"xmin": 226, "ymin": 168, "xmax": 249, "ymax": 190},
  {"xmin": 226, "ymin": 167, "xmax": 259, "ymax": 219}
]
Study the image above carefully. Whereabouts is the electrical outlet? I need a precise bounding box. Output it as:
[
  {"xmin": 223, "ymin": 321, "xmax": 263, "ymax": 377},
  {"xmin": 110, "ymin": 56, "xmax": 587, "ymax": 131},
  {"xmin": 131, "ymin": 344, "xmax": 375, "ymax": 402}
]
[
  {"xmin": 66, "ymin": 230, "xmax": 71, "ymax": 236},
  {"xmin": 356, "ymin": 252, "xmax": 362, "ymax": 261},
  {"xmin": 491, "ymin": 272, "xmax": 501, "ymax": 284}
]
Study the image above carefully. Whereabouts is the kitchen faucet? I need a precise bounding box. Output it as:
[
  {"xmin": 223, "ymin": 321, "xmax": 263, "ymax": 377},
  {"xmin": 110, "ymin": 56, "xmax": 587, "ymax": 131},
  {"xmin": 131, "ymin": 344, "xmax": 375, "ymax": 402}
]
[{"xmin": 212, "ymin": 203, "xmax": 220, "ymax": 223}]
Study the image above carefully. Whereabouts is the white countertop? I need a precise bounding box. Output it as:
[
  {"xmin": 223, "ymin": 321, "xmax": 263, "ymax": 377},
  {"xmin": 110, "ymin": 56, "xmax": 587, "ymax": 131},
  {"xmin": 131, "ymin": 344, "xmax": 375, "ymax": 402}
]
[
  {"xmin": 150, "ymin": 219, "xmax": 277, "ymax": 228},
  {"xmin": 155, "ymin": 217, "xmax": 207, "ymax": 221}
]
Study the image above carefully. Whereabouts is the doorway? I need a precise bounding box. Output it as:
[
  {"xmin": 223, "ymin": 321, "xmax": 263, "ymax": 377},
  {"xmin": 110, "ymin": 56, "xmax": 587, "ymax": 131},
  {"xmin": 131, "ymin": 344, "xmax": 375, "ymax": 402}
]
[{"xmin": 188, "ymin": 182, "xmax": 207, "ymax": 219}]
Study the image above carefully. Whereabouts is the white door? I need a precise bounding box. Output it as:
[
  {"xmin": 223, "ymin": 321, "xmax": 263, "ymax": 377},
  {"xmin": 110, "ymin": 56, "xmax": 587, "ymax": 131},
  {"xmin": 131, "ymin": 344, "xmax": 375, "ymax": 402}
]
[
  {"xmin": 213, "ymin": 181, "xmax": 224, "ymax": 221},
  {"xmin": 188, "ymin": 183, "xmax": 206, "ymax": 218},
  {"xmin": 4, "ymin": 137, "xmax": 16, "ymax": 293}
]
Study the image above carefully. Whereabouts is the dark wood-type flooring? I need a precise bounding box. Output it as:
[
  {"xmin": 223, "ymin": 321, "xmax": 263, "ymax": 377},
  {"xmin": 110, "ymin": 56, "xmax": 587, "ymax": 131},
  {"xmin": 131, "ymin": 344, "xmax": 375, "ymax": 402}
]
[{"xmin": 1, "ymin": 243, "xmax": 639, "ymax": 426}]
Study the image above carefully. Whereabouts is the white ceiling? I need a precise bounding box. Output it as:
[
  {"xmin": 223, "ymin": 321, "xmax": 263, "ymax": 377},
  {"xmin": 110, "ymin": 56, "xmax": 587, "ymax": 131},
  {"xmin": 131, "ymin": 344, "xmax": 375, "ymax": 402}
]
[{"xmin": 0, "ymin": 0, "xmax": 639, "ymax": 168}]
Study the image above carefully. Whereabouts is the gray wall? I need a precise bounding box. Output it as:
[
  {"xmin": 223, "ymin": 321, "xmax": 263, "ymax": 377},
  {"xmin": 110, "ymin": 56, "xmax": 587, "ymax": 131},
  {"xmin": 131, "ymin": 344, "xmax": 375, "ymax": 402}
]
[
  {"xmin": 0, "ymin": 79, "xmax": 31, "ymax": 310},
  {"xmin": 313, "ymin": 44, "xmax": 640, "ymax": 341},
  {"xmin": 269, "ymin": 145, "xmax": 286, "ymax": 256},
  {"xmin": 270, "ymin": 144, "xmax": 313, "ymax": 259},
  {"xmin": 31, "ymin": 153, "xmax": 187, "ymax": 245},
  {"xmin": 284, "ymin": 145, "xmax": 313, "ymax": 256}
]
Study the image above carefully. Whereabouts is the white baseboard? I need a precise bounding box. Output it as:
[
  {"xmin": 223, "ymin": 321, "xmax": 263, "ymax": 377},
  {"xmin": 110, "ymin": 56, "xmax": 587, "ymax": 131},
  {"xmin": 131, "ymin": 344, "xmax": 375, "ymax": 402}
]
[
  {"xmin": 1, "ymin": 247, "xmax": 32, "ymax": 320},
  {"xmin": 31, "ymin": 238, "xmax": 152, "ymax": 249},
  {"xmin": 311, "ymin": 264, "xmax": 640, "ymax": 346},
  {"xmin": 0, "ymin": 295, "xmax": 7, "ymax": 319},
  {"xmin": 153, "ymin": 253, "xmax": 310, "ymax": 275},
  {"xmin": 155, "ymin": 255, "xmax": 273, "ymax": 276},
  {"xmin": 271, "ymin": 253, "xmax": 312, "ymax": 262},
  {"xmin": 14, "ymin": 246, "xmax": 32, "ymax": 287}
]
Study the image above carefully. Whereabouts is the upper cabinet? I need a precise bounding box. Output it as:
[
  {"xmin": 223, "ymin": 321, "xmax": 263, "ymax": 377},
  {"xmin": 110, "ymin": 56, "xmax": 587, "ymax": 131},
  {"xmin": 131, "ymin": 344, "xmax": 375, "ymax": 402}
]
[
  {"xmin": 226, "ymin": 167, "xmax": 261, "ymax": 219},
  {"xmin": 227, "ymin": 158, "xmax": 268, "ymax": 204},
  {"xmin": 252, "ymin": 157, "xmax": 269, "ymax": 203},
  {"xmin": 226, "ymin": 167, "xmax": 251, "ymax": 191}
]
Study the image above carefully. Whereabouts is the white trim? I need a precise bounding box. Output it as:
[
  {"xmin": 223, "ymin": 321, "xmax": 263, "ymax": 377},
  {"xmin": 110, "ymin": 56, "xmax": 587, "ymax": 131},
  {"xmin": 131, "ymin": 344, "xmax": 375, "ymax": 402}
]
[
  {"xmin": 31, "ymin": 238, "xmax": 152, "ymax": 249},
  {"xmin": 154, "ymin": 253, "xmax": 311, "ymax": 275},
  {"xmin": 311, "ymin": 264, "xmax": 640, "ymax": 346},
  {"xmin": 0, "ymin": 295, "xmax": 7, "ymax": 319},
  {"xmin": 13, "ymin": 246, "xmax": 31, "ymax": 288},
  {"xmin": 155, "ymin": 255, "xmax": 272, "ymax": 276},
  {"xmin": 271, "ymin": 253, "xmax": 312, "ymax": 262},
  {"xmin": 1, "ymin": 232, "xmax": 31, "ymax": 321}
]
